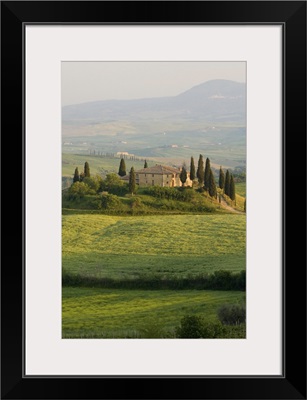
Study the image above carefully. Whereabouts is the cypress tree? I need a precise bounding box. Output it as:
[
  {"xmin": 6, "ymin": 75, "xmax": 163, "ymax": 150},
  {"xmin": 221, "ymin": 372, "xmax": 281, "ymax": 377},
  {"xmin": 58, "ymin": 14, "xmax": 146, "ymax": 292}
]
[
  {"xmin": 118, "ymin": 158, "xmax": 127, "ymax": 176},
  {"xmin": 180, "ymin": 165, "xmax": 188, "ymax": 186},
  {"xmin": 196, "ymin": 154, "xmax": 204, "ymax": 185},
  {"xmin": 73, "ymin": 167, "xmax": 80, "ymax": 183},
  {"xmin": 208, "ymin": 168, "xmax": 217, "ymax": 197},
  {"xmin": 229, "ymin": 174, "xmax": 236, "ymax": 201},
  {"xmin": 204, "ymin": 157, "xmax": 211, "ymax": 191},
  {"xmin": 144, "ymin": 160, "xmax": 148, "ymax": 168},
  {"xmin": 225, "ymin": 170, "xmax": 230, "ymax": 196},
  {"xmin": 219, "ymin": 166, "xmax": 225, "ymax": 190},
  {"xmin": 129, "ymin": 167, "xmax": 136, "ymax": 194},
  {"xmin": 190, "ymin": 156, "xmax": 196, "ymax": 181},
  {"xmin": 84, "ymin": 162, "xmax": 90, "ymax": 178}
]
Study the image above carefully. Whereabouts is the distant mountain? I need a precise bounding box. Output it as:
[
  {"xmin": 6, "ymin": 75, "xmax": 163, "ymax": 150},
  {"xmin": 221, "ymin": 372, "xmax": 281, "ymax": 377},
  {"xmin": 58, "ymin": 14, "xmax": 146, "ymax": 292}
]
[
  {"xmin": 62, "ymin": 79, "xmax": 246, "ymax": 136},
  {"xmin": 178, "ymin": 79, "xmax": 245, "ymax": 99},
  {"xmin": 173, "ymin": 79, "xmax": 245, "ymax": 118}
]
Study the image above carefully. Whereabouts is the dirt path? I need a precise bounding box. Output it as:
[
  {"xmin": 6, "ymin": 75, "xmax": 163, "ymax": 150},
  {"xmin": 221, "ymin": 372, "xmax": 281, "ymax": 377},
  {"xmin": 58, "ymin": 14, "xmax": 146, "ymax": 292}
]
[{"xmin": 219, "ymin": 196, "xmax": 245, "ymax": 215}]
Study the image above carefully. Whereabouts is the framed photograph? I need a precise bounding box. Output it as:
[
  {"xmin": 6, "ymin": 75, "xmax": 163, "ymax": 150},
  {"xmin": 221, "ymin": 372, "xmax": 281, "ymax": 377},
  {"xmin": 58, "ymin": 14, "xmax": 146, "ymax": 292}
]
[{"xmin": 1, "ymin": 1, "xmax": 306, "ymax": 399}]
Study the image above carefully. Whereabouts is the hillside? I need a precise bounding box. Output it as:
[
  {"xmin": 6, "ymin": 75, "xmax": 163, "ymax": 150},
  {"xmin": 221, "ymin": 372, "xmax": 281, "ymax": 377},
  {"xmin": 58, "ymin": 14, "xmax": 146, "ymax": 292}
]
[
  {"xmin": 62, "ymin": 79, "xmax": 245, "ymax": 129},
  {"xmin": 62, "ymin": 153, "xmax": 156, "ymax": 177},
  {"xmin": 62, "ymin": 80, "xmax": 246, "ymax": 168}
]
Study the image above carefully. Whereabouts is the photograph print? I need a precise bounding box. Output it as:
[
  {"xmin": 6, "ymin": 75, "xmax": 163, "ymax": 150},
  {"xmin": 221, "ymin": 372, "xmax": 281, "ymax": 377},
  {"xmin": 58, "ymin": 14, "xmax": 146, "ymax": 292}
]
[{"xmin": 62, "ymin": 61, "xmax": 246, "ymax": 339}]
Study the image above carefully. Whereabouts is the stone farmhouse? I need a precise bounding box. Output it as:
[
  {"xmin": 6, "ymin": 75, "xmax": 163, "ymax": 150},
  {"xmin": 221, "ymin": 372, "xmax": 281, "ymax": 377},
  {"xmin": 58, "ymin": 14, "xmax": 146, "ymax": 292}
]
[{"xmin": 133, "ymin": 165, "xmax": 193, "ymax": 187}]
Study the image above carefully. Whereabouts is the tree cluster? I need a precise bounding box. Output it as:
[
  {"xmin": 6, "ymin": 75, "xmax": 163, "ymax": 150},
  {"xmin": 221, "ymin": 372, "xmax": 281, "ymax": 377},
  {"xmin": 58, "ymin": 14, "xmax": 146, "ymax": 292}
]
[
  {"xmin": 70, "ymin": 158, "xmax": 239, "ymax": 207},
  {"xmin": 117, "ymin": 159, "xmax": 139, "ymax": 194},
  {"xmin": 70, "ymin": 162, "xmax": 129, "ymax": 196},
  {"xmin": 73, "ymin": 162, "xmax": 90, "ymax": 183},
  {"xmin": 175, "ymin": 311, "xmax": 245, "ymax": 339},
  {"xmin": 222, "ymin": 169, "xmax": 236, "ymax": 201},
  {"xmin": 194, "ymin": 155, "xmax": 217, "ymax": 197},
  {"xmin": 218, "ymin": 167, "xmax": 236, "ymax": 202}
]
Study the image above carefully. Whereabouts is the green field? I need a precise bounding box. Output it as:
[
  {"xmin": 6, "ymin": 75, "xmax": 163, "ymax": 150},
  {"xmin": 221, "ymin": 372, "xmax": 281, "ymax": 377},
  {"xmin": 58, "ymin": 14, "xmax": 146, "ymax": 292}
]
[
  {"xmin": 235, "ymin": 194, "xmax": 245, "ymax": 212},
  {"xmin": 62, "ymin": 287, "xmax": 245, "ymax": 338},
  {"xmin": 236, "ymin": 182, "xmax": 246, "ymax": 197},
  {"xmin": 62, "ymin": 153, "xmax": 157, "ymax": 177},
  {"xmin": 62, "ymin": 214, "xmax": 246, "ymax": 279},
  {"xmin": 62, "ymin": 123, "xmax": 246, "ymax": 169},
  {"xmin": 62, "ymin": 202, "xmax": 246, "ymax": 338}
]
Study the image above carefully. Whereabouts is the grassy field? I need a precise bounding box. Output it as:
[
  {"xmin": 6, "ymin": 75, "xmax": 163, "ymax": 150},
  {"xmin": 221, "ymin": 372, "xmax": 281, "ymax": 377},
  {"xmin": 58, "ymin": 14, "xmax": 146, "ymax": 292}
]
[
  {"xmin": 62, "ymin": 153, "xmax": 157, "ymax": 177},
  {"xmin": 62, "ymin": 214, "xmax": 246, "ymax": 279},
  {"xmin": 62, "ymin": 287, "xmax": 245, "ymax": 338},
  {"xmin": 235, "ymin": 182, "xmax": 246, "ymax": 197},
  {"xmin": 235, "ymin": 193, "xmax": 245, "ymax": 212},
  {"xmin": 62, "ymin": 123, "xmax": 246, "ymax": 169}
]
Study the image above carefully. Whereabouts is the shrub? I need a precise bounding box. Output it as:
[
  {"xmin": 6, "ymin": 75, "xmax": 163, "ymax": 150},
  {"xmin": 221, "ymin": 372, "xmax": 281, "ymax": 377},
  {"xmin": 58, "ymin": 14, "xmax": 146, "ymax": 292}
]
[
  {"xmin": 83, "ymin": 175, "xmax": 103, "ymax": 193},
  {"xmin": 100, "ymin": 193, "xmax": 122, "ymax": 209},
  {"xmin": 102, "ymin": 173, "xmax": 124, "ymax": 187},
  {"xmin": 108, "ymin": 184, "xmax": 129, "ymax": 196},
  {"xmin": 217, "ymin": 303, "xmax": 246, "ymax": 325},
  {"xmin": 201, "ymin": 321, "xmax": 224, "ymax": 338},
  {"xmin": 209, "ymin": 270, "xmax": 245, "ymax": 290},
  {"xmin": 235, "ymin": 270, "xmax": 246, "ymax": 291},
  {"xmin": 175, "ymin": 315, "xmax": 204, "ymax": 338},
  {"xmin": 175, "ymin": 315, "xmax": 225, "ymax": 338},
  {"xmin": 130, "ymin": 197, "xmax": 142, "ymax": 208},
  {"xmin": 144, "ymin": 186, "xmax": 195, "ymax": 202},
  {"xmin": 211, "ymin": 270, "xmax": 233, "ymax": 290},
  {"xmin": 68, "ymin": 181, "xmax": 92, "ymax": 199},
  {"xmin": 100, "ymin": 173, "xmax": 129, "ymax": 196}
]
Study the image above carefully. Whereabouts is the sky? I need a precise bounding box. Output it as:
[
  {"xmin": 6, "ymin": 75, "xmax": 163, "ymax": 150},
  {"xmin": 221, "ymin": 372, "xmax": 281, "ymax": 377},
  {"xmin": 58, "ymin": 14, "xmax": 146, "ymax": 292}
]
[{"xmin": 61, "ymin": 61, "xmax": 246, "ymax": 106}]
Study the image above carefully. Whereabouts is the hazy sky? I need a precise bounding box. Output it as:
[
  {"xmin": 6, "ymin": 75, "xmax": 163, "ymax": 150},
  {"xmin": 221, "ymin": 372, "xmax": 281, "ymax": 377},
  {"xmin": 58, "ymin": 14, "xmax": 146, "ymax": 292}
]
[{"xmin": 62, "ymin": 61, "xmax": 246, "ymax": 106}]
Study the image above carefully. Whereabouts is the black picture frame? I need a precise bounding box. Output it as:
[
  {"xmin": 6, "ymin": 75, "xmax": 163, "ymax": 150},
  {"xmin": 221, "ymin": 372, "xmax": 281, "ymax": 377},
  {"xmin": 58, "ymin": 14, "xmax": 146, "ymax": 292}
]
[{"xmin": 1, "ymin": 1, "xmax": 306, "ymax": 399}]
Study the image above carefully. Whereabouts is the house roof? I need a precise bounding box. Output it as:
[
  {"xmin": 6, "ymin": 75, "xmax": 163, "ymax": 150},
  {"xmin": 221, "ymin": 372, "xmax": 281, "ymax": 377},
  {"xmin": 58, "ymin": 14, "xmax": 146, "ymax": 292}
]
[{"xmin": 135, "ymin": 165, "xmax": 180, "ymax": 175}]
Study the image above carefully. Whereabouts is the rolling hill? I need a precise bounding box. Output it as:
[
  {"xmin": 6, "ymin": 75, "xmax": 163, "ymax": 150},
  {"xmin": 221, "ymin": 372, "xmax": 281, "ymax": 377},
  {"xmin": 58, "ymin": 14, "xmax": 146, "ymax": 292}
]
[{"xmin": 62, "ymin": 80, "xmax": 246, "ymax": 168}]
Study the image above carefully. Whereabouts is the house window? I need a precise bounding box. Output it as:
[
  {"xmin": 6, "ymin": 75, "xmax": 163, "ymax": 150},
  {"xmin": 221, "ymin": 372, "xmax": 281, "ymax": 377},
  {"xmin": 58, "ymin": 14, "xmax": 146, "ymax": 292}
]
[
  {"xmin": 145, "ymin": 174, "xmax": 146, "ymax": 177},
  {"xmin": 136, "ymin": 174, "xmax": 139, "ymax": 178},
  {"xmin": 152, "ymin": 180, "xmax": 154, "ymax": 185},
  {"xmin": 167, "ymin": 174, "xmax": 169, "ymax": 178},
  {"xmin": 152, "ymin": 174, "xmax": 154, "ymax": 177},
  {"xmin": 166, "ymin": 181, "xmax": 169, "ymax": 185}
]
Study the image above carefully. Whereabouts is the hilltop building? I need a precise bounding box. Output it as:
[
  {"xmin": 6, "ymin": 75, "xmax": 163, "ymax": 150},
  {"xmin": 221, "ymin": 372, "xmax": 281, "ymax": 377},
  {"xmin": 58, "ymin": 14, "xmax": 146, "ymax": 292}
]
[{"xmin": 122, "ymin": 165, "xmax": 193, "ymax": 187}]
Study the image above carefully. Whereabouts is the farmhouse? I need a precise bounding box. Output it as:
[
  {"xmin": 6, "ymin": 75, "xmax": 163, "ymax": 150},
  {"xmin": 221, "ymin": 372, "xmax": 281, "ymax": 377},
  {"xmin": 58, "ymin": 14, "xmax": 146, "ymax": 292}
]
[{"xmin": 134, "ymin": 165, "xmax": 193, "ymax": 187}]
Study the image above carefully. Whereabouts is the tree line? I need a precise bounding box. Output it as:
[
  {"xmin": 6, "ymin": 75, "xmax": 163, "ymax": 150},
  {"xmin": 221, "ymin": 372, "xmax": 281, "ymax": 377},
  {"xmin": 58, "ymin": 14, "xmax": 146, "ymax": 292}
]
[
  {"xmin": 88, "ymin": 150, "xmax": 146, "ymax": 162},
  {"xmin": 63, "ymin": 269, "xmax": 245, "ymax": 291}
]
